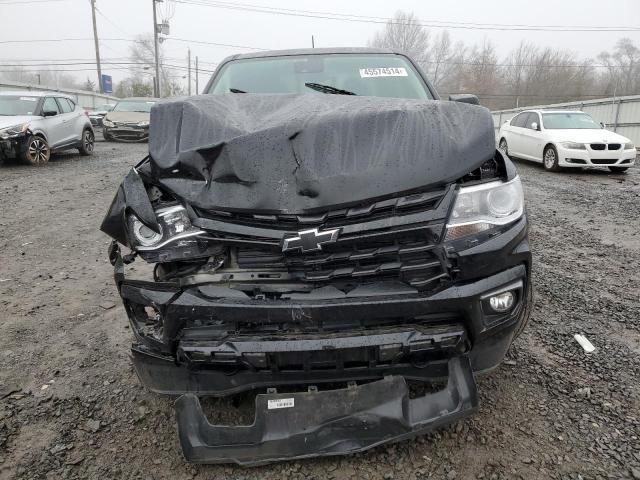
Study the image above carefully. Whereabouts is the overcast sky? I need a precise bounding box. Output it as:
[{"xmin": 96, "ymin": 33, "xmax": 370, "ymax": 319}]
[{"xmin": 1, "ymin": 0, "xmax": 639, "ymax": 91}]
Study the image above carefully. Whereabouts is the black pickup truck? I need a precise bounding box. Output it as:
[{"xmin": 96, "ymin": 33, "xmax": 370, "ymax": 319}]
[{"xmin": 101, "ymin": 47, "xmax": 532, "ymax": 465}]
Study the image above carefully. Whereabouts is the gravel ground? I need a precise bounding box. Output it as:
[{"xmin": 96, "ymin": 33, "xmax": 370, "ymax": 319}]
[{"xmin": 0, "ymin": 137, "xmax": 639, "ymax": 480}]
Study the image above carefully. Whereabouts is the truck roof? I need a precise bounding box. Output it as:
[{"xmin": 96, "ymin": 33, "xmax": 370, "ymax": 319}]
[{"xmin": 225, "ymin": 47, "xmax": 405, "ymax": 62}]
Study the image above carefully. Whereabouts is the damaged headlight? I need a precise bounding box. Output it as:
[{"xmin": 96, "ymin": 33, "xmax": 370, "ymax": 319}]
[
  {"xmin": 103, "ymin": 119, "xmax": 114, "ymax": 127},
  {"xmin": 446, "ymin": 176, "xmax": 524, "ymax": 241},
  {"xmin": 0, "ymin": 123, "xmax": 29, "ymax": 139},
  {"xmin": 127, "ymin": 205, "xmax": 204, "ymax": 251},
  {"xmin": 137, "ymin": 121, "xmax": 150, "ymax": 127}
]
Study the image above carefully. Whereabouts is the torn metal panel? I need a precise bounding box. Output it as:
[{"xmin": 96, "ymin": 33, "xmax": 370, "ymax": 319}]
[
  {"xmin": 100, "ymin": 167, "xmax": 160, "ymax": 245},
  {"xmin": 175, "ymin": 356, "xmax": 478, "ymax": 466},
  {"xmin": 145, "ymin": 95, "xmax": 495, "ymax": 213}
]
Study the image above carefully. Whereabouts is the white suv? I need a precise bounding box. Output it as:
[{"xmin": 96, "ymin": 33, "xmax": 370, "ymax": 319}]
[
  {"xmin": 0, "ymin": 91, "xmax": 94, "ymax": 165},
  {"xmin": 498, "ymin": 110, "xmax": 636, "ymax": 173}
]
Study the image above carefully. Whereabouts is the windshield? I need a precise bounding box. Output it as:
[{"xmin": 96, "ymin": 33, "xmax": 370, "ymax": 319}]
[
  {"xmin": 97, "ymin": 104, "xmax": 115, "ymax": 111},
  {"xmin": 542, "ymin": 112, "xmax": 601, "ymax": 129},
  {"xmin": 208, "ymin": 54, "xmax": 433, "ymax": 100},
  {"xmin": 112, "ymin": 101, "xmax": 155, "ymax": 113},
  {"xmin": 0, "ymin": 95, "xmax": 39, "ymax": 116}
]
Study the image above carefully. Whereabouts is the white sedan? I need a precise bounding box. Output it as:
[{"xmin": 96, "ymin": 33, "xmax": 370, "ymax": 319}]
[{"xmin": 498, "ymin": 110, "xmax": 636, "ymax": 173}]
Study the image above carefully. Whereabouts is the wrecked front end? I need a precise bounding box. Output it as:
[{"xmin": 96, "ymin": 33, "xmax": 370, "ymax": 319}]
[{"xmin": 101, "ymin": 95, "xmax": 532, "ymax": 465}]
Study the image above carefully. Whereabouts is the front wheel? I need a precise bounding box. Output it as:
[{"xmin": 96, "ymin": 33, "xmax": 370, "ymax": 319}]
[
  {"xmin": 21, "ymin": 135, "xmax": 50, "ymax": 165},
  {"xmin": 78, "ymin": 128, "xmax": 95, "ymax": 156},
  {"xmin": 609, "ymin": 166, "xmax": 629, "ymax": 173},
  {"xmin": 543, "ymin": 145, "xmax": 560, "ymax": 172}
]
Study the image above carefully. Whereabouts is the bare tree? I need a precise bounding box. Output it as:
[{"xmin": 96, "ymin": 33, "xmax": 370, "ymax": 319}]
[
  {"xmin": 367, "ymin": 19, "xmax": 640, "ymax": 108},
  {"xmin": 369, "ymin": 11, "xmax": 430, "ymax": 65},
  {"xmin": 428, "ymin": 31, "xmax": 462, "ymax": 89}
]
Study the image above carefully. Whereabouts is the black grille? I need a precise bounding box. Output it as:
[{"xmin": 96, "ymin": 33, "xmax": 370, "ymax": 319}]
[
  {"xmin": 237, "ymin": 230, "xmax": 447, "ymax": 288},
  {"xmin": 608, "ymin": 144, "xmax": 621, "ymax": 150},
  {"xmin": 196, "ymin": 188, "xmax": 446, "ymax": 231},
  {"xmin": 591, "ymin": 159, "xmax": 618, "ymax": 165},
  {"xmin": 196, "ymin": 186, "xmax": 455, "ymax": 292},
  {"xmin": 590, "ymin": 143, "xmax": 605, "ymax": 150}
]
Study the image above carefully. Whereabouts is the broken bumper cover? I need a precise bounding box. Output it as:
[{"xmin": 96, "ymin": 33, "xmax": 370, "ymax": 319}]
[
  {"xmin": 176, "ymin": 355, "xmax": 477, "ymax": 466},
  {"xmin": 103, "ymin": 125, "xmax": 149, "ymax": 142}
]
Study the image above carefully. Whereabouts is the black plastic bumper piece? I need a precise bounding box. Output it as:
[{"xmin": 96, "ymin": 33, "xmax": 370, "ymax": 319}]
[{"xmin": 175, "ymin": 355, "xmax": 478, "ymax": 466}]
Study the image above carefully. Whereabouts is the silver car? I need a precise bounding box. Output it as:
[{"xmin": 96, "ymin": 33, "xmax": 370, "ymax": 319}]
[{"xmin": 0, "ymin": 91, "xmax": 95, "ymax": 165}]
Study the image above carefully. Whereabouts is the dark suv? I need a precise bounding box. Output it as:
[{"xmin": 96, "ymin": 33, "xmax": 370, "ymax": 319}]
[{"xmin": 101, "ymin": 48, "xmax": 532, "ymax": 465}]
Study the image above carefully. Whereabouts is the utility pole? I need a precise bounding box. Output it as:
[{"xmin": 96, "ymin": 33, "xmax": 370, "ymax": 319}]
[
  {"xmin": 311, "ymin": 35, "xmax": 315, "ymax": 48},
  {"xmin": 152, "ymin": 0, "xmax": 161, "ymax": 97},
  {"xmin": 90, "ymin": 0, "xmax": 103, "ymax": 93},
  {"xmin": 187, "ymin": 48, "xmax": 191, "ymax": 96},
  {"xmin": 195, "ymin": 56, "xmax": 199, "ymax": 95}
]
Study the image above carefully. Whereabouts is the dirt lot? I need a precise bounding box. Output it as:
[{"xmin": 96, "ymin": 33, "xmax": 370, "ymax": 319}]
[{"xmin": 0, "ymin": 138, "xmax": 639, "ymax": 480}]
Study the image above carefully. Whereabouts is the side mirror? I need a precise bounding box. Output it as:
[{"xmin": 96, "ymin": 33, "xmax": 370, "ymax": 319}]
[
  {"xmin": 42, "ymin": 110, "xmax": 57, "ymax": 117},
  {"xmin": 449, "ymin": 94, "xmax": 480, "ymax": 105},
  {"xmin": 531, "ymin": 122, "xmax": 540, "ymax": 131},
  {"xmin": 600, "ymin": 122, "xmax": 606, "ymax": 129}
]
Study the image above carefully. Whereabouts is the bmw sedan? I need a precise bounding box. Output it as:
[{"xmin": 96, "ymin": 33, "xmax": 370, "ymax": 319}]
[{"xmin": 498, "ymin": 110, "xmax": 636, "ymax": 173}]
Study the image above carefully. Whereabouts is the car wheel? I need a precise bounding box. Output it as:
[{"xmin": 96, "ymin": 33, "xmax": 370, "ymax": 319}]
[
  {"xmin": 498, "ymin": 138, "xmax": 509, "ymax": 156},
  {"xmin": 543, "ymin": 145, "xmax": 560, "ymax": 172},
  {"xmin": 79, "ymin": 128, "xmax": 95, "ymax": 156},
  {"xmin": 608, "ymin": 166, "xmax": 629, "ymax": 173},
  {"xmin": 21, "ymin": 135, "xmax": 50, "ymax": 165}
]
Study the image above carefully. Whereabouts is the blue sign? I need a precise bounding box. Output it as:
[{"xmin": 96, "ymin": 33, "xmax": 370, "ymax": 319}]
[{"xmin": 101, "ymin": 74, "xmax": 113, "ymax": 94}]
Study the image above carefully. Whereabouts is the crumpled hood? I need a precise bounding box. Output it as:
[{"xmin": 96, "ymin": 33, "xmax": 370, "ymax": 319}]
[
  {"xmin": 0, "ymin": 115, "xmax": 39, "ymax": 129},
  {"xmin": 143, "ymin": 94, "xmax": 495, "ymax": 213}
]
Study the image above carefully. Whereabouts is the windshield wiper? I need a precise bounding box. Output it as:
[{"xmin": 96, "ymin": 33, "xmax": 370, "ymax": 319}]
[
  {"xmin": 304, "ymin": 82, "xmax": 356, "ymax": 95},
  {"xmin": 229, "ymin": 88, "xmax": 247, "ymax": 93}
]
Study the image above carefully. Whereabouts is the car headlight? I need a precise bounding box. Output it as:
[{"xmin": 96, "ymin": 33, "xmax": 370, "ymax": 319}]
[
  {"xmin": 625, "ymin": 142, "xmax": 635, "ymax": 150},
  {"xmin": 560, "ymin": 142, "xmax": 586, "ymax": 150},
  {"xmin": 103, "ymin": 119, "xmax": 114, "ymax": 127},
  {"xmin": 446, "ymin": 176, "xmax": 524, "ymax": 241},
  {"xmin": 127, "ymin": 205, "xmax": 203, "ymax": 250},
  {"xmin": 137, "ymin": 121, "xmax": 150, "ymax": 127},
  {"xmin": 0, "ymin": 123, "xmax": 29, "ymax": 139}
]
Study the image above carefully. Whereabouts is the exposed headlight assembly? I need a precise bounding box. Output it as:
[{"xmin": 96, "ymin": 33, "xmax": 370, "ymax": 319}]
[
  {"xmin": 103, "ymin": 119, "xmax": 114, "ymax": 127},
  {"xmin": 560, "ymin": 142, "xmax": 586, "ymax": 150},
  {"xmin": 127, "ymin": 205, "xmax": 203, "ymax": 251},
  {"xmin": 446, "ymin": 176, "xmax": 524, "ymax": 241},
  {"xmin": 0, "ymin": 123, "xmax": 29, "ymax": 139}
]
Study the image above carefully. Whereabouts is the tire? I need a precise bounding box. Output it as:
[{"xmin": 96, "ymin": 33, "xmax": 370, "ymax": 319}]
[
  {"xmin": 543, "ymin": 145, "xmax": 560, "ymax": 172},
  {"xmin": 498, "ymin": 138, "xmax": 509, "ymax": 156},
  {"xmin": 78, "ymin": 128, "xmax": 95, "ymax": 156},
  {"xmin": 609, "ymin": 166, "xmax": 629, "ymax": 173},
  {"xmin": 21, "ymin": 135, "xmax": 50, "ymax": 165}
]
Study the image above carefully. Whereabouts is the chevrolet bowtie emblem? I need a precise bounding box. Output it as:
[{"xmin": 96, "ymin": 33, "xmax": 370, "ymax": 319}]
[{"xmin": 282, "ymin": 228, "xmax": 340, "ymax": 253}]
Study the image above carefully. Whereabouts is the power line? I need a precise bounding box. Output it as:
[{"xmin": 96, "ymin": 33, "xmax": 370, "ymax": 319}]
[
  {"xmin": 0, "ymin": 37, "xmax": 131, "ymax": 44},
  {"xmin": 94, "ymin": 4, "xmax": 130, "ymax": 37},
  {"xmin": 168, "ymin": 37, "xmax": 263, "ymax": 50},
  {"xmin": 175, "ymin": 0, "xmax": 640, "ymax": 32},
  {"xmin": 0, "ymin": 0, "xmax": 64, "ymax": 4},
  {"xmin": 2, "ymin": 57, "xmax": 630, "ymax": 70},
  {"xmin": 0, "ymin": 61, "xmax": 216, "ymax": 73}
]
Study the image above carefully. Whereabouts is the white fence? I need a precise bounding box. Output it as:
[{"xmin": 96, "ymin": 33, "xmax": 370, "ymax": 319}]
[
  {"xmin": 0, "ymin": 80, "xmax": 119, "ymax": 110},
  {"xmin": 492, "ymin": 95, "xmax": 640, "ymax": 146}
]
